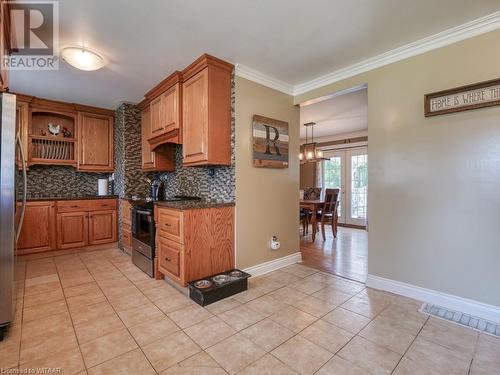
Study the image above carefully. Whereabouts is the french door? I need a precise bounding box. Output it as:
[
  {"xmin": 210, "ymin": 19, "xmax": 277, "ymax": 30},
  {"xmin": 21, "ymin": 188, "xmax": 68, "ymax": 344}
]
[{"xmin": 322, "ymin": 147, "xmax": 368, "ymax": 226}]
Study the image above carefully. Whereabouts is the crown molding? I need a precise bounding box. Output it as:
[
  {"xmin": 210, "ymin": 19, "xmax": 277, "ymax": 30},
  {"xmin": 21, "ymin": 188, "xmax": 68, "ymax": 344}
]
[
  {"xmin": 235, "ymin": 64, "xmax": 294, "ymax": 95},
  {"xmin": 235, "ymin": 11, "xmax": 500, "ymax": 98}
]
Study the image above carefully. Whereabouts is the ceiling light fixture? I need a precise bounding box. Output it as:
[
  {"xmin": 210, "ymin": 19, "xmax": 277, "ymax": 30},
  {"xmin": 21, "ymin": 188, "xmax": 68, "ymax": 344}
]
[
  {"xmin": 299, "ymin": 122, "xmax": 328, "ymax": 164},
  {"xmin": 60, "ymin": 46, "xmax": 107, "ymax": 71}
]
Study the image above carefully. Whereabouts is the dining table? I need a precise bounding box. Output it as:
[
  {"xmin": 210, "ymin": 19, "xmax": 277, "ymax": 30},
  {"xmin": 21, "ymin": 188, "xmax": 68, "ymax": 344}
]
[{"xmin": 300, "ymin": 199, "xmax": 324, "ymax": 242}]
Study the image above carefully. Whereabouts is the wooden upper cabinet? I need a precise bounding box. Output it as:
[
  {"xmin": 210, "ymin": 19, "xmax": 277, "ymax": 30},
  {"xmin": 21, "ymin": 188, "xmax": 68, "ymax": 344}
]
[
  {"xmin": 141, "ymin": 106, "xmax": 175, "ymax": 172},
  {"xmin": 77, "ymin": 111, "xmax": 114, "ymax": 172},
  {"xmin": 182, "ymin": 54, "xmax": 233, "ymax": 166},
  {"xmin": 16, "ymin": 201, "xmax": 56, "ymax": 254}
]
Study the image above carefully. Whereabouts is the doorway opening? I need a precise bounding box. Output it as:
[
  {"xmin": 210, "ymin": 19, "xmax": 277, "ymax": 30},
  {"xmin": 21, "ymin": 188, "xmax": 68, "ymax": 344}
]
[{"xmin": 299, "ymin": 85, "xmax": 368, "ymax": 283}]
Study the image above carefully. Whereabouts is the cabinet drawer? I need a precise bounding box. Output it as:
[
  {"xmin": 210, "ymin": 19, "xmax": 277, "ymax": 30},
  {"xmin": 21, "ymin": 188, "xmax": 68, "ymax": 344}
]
[
  {"xmin": 57, "ymin": 199, "xmax": 117, "ymax": 213},
  {"xmin": 157, "ymin": 208, "xmax": 183, "ymax": 243},
  {"xmin": 158, "ymin": 237, "xmax": 181, "ymax": 277}
]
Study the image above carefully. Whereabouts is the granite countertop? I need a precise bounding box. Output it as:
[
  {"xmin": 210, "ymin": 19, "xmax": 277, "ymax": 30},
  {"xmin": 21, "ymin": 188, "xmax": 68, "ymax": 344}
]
[
  {"xmin": 154, "ymin": 200, "xmax": 235, "ymax": 210},
  {"xmin": 25, "ymin": 194, "xmax": 119, "ymax": 202}
]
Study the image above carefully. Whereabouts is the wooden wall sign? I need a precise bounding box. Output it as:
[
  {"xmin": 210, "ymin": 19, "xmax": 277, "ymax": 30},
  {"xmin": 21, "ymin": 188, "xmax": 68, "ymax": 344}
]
[
  {"xmin": 425, "ymin": 78, "xmax": 500, "ymax": 117},
  {"xmin": 252, "ymin": 115, "xmax": 289, "ymax": 168}
]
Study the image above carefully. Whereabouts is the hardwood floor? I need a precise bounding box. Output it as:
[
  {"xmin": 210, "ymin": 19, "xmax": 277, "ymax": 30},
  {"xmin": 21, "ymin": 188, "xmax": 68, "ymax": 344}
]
[{"xmin": 300, "ymin": 226, "xmax": 367, "ymax": 283}]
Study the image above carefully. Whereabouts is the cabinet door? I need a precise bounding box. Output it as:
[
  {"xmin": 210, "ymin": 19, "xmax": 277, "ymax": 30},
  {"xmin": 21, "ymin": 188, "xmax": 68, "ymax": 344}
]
[
  {"xmin": 150, "ymin": 96, "xmax": 163, "ymax": 138},
  {"xmin": 16, "ymin": 101, "xmax": 29, "ymax": 170},
  {"xmin": 141, "ymin": 107, "xmax": 155, "ymax": 169},
  {"xmin": 88, "ymin": 210, "xmax": 117, "ymax": 245},
  {"xmin": 57, "ymin": 211, "xmax": 88, "ymax": 249},
  {"xmin": 182, "ymin": 68, "xmax": 209, "ymax": 164},
  {"xmin": 17, "ymin": 201, "xmax": 56, "ymax": 254},
  {"xmin": 162, "ymin": 83, "xmax": 180, "ymax": 134},
  {"xmin": 78, "ymin": 112, "xmax": 114, "ymax": 171}
]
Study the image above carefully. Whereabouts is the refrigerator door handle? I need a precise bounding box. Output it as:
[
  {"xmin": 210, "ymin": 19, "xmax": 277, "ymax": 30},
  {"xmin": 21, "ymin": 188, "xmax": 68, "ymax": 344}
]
[{"xmin": 15, "ymin": 133, "xmax": 27, "ymax": 243}]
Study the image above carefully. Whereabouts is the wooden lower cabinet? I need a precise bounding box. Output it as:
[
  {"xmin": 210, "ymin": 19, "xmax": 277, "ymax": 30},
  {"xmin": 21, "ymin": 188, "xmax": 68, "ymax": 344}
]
[
  {"xmin": 57, "ymin": 212, "xmax": 88, "ymax": 249},
  {"xmin": 120, "ymin": 199, "xmax": 133, "ymax": 252},
  {"xmin": 16, "ymin": 201, "xmax": 56, "ymax": 255},
  {"xmin": 17, "ymin": 199, "xmax": 118, "ymax": 254},
  {"xmin": 155, "ymin": 205, "xmax": 234, "ymax": 285},
  {"xmin": 89, "ymin": 210, "xmax": 117, "ymax": 245}
]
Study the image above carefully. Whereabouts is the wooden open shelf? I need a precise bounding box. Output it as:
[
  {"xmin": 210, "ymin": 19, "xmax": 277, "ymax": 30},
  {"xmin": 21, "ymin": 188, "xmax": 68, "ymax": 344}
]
[{"xmin": 29, "ymin": 136, "xmax": 77, "ymax": 166}]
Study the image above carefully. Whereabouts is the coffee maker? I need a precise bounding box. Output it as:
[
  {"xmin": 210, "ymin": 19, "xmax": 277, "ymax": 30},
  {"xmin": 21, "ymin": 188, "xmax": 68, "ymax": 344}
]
[{"xmin": 150, "ymin": 179, "xmax": 165, "ymax": 201}]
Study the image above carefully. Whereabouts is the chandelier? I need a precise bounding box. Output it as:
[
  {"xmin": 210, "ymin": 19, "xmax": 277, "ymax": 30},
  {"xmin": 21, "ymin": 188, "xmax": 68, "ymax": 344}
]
[{"xmin": 299, "ymin": 122, "xmax": 328, "ymax": 164}]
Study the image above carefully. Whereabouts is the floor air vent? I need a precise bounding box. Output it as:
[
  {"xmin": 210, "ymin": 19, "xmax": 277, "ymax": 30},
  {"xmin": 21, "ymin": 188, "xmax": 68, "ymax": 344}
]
[{"xmin": 420, "ymin": 303, "xmax": 500, "ymax": 337}]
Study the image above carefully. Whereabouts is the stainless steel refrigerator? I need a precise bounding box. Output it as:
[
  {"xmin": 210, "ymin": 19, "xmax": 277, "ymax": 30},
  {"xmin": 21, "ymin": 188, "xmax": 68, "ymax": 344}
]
[{"xmin": 0, "ymin": 92, "xmax": 27, "ymax": 341}]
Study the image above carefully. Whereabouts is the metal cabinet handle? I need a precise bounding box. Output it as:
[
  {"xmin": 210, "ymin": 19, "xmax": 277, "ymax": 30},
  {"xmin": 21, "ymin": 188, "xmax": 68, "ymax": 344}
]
[
  {"xmin": 165, "ymin": 257, "xmax": 171, "ymax": 262},
  {"xmin": 70, "ymin": 205, "xmax": 79, "ymax": 208},
  {"xmin": 164, "ymin": 223, "xmax": 171, "ymax": 227}
]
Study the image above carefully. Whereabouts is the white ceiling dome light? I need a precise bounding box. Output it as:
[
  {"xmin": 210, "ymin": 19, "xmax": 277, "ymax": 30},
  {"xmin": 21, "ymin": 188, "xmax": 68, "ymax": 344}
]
[{"xmin": 60, "ymin": 46, "xmax": 107, "ymax": 71}]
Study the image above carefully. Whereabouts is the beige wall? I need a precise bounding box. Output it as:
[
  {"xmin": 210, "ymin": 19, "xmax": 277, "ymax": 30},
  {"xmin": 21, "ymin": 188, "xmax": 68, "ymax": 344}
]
[
  {"xmin": 235, "ymin": 77, "xmax": 300, "ymax": 269},
  {"xmin": 295, "ymin": 30, "xmax": 500, "ymax": 307}
]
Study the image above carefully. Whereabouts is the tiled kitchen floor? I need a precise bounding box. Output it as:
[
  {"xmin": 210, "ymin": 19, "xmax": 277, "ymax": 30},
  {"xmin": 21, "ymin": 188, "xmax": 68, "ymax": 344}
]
[{"xmin": 1, "ymin": 248, "xmax": 499, "ymax": 374}]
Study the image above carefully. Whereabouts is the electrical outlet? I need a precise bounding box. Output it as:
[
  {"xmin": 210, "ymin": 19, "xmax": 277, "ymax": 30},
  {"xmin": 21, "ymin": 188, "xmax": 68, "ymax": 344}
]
[{"xmin": 270, "ymin": 236, "xmax": 280, "ymax": 250}]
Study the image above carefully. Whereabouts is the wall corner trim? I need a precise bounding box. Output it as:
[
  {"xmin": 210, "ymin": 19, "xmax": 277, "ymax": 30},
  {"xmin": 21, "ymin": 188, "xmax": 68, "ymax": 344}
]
[
  {"xmin": 367, "ymin": 274, "xmax": 500, "ymax": 323},
  {"xmin": 242, "ymin": 252, "xmax": 302, "ymax": 278},
  {"xmin": 235, "ymin": 64, "xmax": 295, "ymax": 96}
]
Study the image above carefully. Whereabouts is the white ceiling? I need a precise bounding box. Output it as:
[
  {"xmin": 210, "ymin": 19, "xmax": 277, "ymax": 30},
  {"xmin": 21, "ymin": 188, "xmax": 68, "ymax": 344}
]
[
  {"xmin": 300, "ymin": 88, "xmax": 367, "ymax": 139},
  {"xmin": 9, "ymin": 0, "xmax": 500, "ymax": 109}
]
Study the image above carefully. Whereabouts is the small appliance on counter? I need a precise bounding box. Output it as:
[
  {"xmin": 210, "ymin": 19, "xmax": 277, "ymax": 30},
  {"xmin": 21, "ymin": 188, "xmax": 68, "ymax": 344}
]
[
  {"xmin": 131, "ymin": 195, "xmax": 201, "ymax": 278},
  {"xmin": 149, "ymin": 178, "xmax": 164, "ymax": 201},
  {"xmin": 98, "ymin": 178, "xmax": 108, "ymax": 196}
]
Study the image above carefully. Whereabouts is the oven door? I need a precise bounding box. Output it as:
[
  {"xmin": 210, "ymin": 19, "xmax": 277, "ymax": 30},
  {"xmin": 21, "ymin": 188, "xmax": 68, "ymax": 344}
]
[{"xmin": 132, "ymin": 209, "xmax": 154, "ymax": 247}]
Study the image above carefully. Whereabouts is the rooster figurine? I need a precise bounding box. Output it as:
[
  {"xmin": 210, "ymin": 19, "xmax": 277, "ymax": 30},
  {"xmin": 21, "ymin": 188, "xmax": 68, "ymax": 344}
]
[{"xmin": 48, "ymin": 122, "xmax": 60, "ymax": 136}]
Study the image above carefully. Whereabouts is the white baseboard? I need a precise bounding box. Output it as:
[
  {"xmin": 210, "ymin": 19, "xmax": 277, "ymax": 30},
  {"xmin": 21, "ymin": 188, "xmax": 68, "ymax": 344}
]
[
  {"xmin": 243, "ymin": 252, "xmax": 302, "ymax": 278},
  {"xmin": 367, "ymin": 274, "xmax": 500, "ymax": 323}
]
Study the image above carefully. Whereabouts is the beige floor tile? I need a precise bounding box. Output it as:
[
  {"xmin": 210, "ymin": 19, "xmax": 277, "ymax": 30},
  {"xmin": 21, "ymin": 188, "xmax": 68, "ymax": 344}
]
[
  {"xmin": 161, "ymin": 366, "xmax": 226, "ymax": 374},
  {"xmin": 20, "ymin": 347, "xmax": 84, "ymax": 375},
  {"xmin": 233, "ymin": 288, "xmax": 266, "ymax": 303},
  {"xmin": 168, "ymin": 304, "xmax": 213, "ymax": 329},
  {"xmin": 69, "ymin": 301, "xmax": 116, "ymax": 325},
  {"xmin": 312, "ymin": 286, "xmax": 355, "ymax": 305},
  {"xmin": 238, "ymin": 353, "xmax": 298, "ymax": 374},
  {"xmin": 205, "ymin": 298, "xmax": 242, "ymax": 315},
  {"xmin": 316, "ymin": 355, "xmax": 371, "ymax": 375},
  {"xmin": 340, "ymin": 295, "xmax": 389, "ymax": 318},
  {"xmin": 405, "ymin": 337, "xmax": 470, "ymax": 375},
  {"xmin": 322, "ymin": 307, "xmax": 371, "ymax": 334},
  {"xmin": 248, "ymin": 276, "xmax": 284, "ymax": 294},
  {"xmin": 289, "ymin": 278, "xmax": 326, "ymax": 295},
  {"xmin": 178, "ymin": 351, "xmax": 221, "ymax": 367},
  {"xmin": 206, "ymin": 333, "xmax": 265, "ymax": 374},
  {"xmin": 359, "ymin": 317, "xmax": 416, "ymax": 354},
  {"xmin": 271, "ymin": 335, "xmax": 333, "ymax": 375},
  {"xmin": 473, "ymin": 334, "xmax": 500, "ymax": 371},
  {"xmin": 268, "ymin": 287, "xmax": 309, "ymax": 305},
  {"xmin": 337, "ymin": 336, "xmax": 401, "ymax": 375},
  {"xmin": 269, "ymin": 306, "xmax": 317, "ymax": 333},
  {"xmin": 66, "ymin": 291, "xmax": 106, "ymax": 310},
  {"xmin": 155, "ymin": 293, "xmax": 193, "ymax": 314},
  {"xmin": 240, "ymin": 318, "xmax": 295, "ymax": 352},
  {"xmin": 20, "ymin": 332, "xmax": 79, "ymax": 364},
  {"xmin": 117, "ymin": 303, "xmax": 164, "ymax": 328},
  {"xmin": 143, "ymin": 285, "xmax": 179, "ymax": 302},
  {"xmin": 300, "ymin": 319, "xmax": 353, "ymax": 353},
  {"xmin": 23, "ymin": 288, "xmax": 65, "ymax": 308},
  {"xmin": 377, "ymin": 304, "xmax": 427, "ymax": 335},
  {"xmin": 21, "ymin": 311, "xmax": 74, "ymax": 346},
  {"xmin": 419, "ymin": 317, "xmax": 478, "ymax": 359},
  {"xmin": 393, "ymin": 357, "xmax": 445, "ymax": 375},
  {"xmin": 245, "ymin": 295, "xmax": 287, "ymax": 317},
  {"xmin": 265, "ymin": 270, "xmax": 302, "ymax": 284},
  {"xmin": 79, "ymin": 328, "xmax": 138, "ymax": 368},
  {"xmin": 142, "ymin": 331, "xmax": 201, "ymax": 372},
  {"xmin": 60, "ymin": 274, "xmax": 95, "ymax": 289},
  {"xmin": 469, "ymin": 360, "xmax": 499, "ymax": 375},
  {"xmin": 24, "ymin": 281, "xmax": 62, "ymax": 296},
  {"xmin": 108, "ymin": 292, "xmax": 150, "ymax": 311},
  {"xmin": 64, "ymin": 282, "xmax": 102, "ymax": 298},
  {"xmin": 134, "ymin": 278, "xmax": 171, "ymax": 291},
  {"xmin": 184, "ymin": 316, "xmax": 236, "ymax": 349},
  {"xmin": 129, "ymin": 315, "xmax": 179, "ymax": 346},
  {"xmin": 74, "ymin": 312, "xmax": 125, "ymax": 344},
  {"xmin": 0, "ymin": 341, "xmax": 20, "ymax": 369},
  {"xmin": 218, "ymin": 304, "xmax": 266, "ymax": 331},
  {"xmin": 281, "ymin": 264, "xmax": 318, "ymax": 278},
  {"xmin": 23, "ymin": 299, "xmax": 68, "ymax": 322},
  {"xmin": 292, "ymin": 295, "xmax": 336, "ymax": 318},
  {"xmin": 87, "ymin": 348, "xmax": 155, "ymax": 375},
  {"xmin": 25, "ymin": 274, "xmax": 59, "ymax": 287}
]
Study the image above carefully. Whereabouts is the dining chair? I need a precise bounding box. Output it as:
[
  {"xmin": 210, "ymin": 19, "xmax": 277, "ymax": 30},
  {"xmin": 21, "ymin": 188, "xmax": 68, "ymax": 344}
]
[
  {"xmin": 303, "ymin": 187, "xmax": 322, "ymax": 200},
  {"xmin": 301, "ymin": 187, "xmax": 322, "ymax": 235},
  {"xmin": 316, "ymin": 188, "xmax": 339, "ymax": 240}
]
